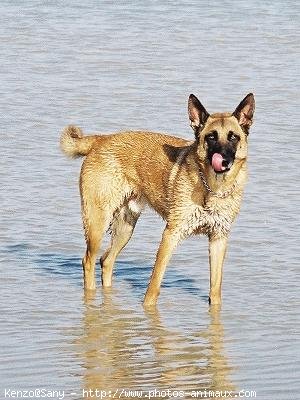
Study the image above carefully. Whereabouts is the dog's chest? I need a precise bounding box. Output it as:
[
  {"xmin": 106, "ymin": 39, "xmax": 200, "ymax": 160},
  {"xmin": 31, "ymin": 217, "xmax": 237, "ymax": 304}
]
[{"xmin": 176, "ymin": 196, "xmax": 241, "ymax": 239}]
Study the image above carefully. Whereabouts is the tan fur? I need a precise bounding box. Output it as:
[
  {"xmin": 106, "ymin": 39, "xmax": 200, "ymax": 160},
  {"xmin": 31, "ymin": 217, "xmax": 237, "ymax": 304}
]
[{"xmin": 60, "ymin": 94, "xmax": 254, "ymax": 306}]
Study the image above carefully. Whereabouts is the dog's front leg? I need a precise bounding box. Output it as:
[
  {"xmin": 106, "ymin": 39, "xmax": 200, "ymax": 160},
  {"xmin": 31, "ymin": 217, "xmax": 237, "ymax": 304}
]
[
  {"xmin": 143, "ymin": 226, "xmax": 179, "ymax": 307},
  {"xmin": 208, "ymin": 236, "xmax": 228, "ymax": 305}
]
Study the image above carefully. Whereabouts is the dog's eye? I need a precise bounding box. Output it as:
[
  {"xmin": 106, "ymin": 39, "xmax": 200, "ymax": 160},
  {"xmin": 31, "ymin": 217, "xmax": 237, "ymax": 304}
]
[
  {"xmin": 228, "ymin": 132, "xmax": 240, "ymax": 142},
  {"xmin": 206, "ymin": 131, "xmax": 218, "ymax": 142}
]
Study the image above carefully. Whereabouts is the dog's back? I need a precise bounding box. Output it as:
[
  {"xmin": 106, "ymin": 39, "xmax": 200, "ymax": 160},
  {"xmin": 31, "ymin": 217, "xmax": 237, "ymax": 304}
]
[{"xmin": 61, "ymin": 126, "xmax": 191, "ymax": 218}]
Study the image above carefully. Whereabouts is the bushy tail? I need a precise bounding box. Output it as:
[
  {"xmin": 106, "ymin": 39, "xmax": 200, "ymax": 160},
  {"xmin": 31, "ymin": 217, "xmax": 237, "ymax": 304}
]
[{"xmin": 60, "ymin": 125, "xmax": 96, "ymax": 158}]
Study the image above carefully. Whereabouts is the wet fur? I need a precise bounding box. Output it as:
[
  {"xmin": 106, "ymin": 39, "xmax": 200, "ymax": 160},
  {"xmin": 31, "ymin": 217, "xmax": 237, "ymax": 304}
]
[{"xmin": 60, "ymin": 93, "xmax": 255, "ymax": 306}]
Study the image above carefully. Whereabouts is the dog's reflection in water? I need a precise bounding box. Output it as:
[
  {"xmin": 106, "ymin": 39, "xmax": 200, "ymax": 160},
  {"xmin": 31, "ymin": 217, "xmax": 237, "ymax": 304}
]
[{"xmin": 74, "ymin": 289, "xmax": 236, "ymax": 399}]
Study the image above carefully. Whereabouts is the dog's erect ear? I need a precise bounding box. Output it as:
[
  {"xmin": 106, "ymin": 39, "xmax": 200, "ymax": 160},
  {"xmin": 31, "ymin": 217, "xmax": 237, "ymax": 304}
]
[
  {"xmin": 188, "ymin": 94, "xmax": 210, "ymax": 133},
  {"xmin": 233, "ymin": 93, "xmax": 255, "ymax": 132}
]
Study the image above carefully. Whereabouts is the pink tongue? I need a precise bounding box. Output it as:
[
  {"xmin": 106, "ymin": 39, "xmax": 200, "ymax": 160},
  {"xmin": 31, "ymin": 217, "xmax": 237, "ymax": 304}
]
[{"xmin": 212, "ymin": 153, "xmax": 225, "ymax": 172}]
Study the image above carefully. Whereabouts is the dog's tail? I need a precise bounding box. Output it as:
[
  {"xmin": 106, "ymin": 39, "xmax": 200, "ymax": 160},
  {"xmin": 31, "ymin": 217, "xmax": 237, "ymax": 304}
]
[{"xmin": 60, "ymin": 125, "xmax": 96, "ymax": 158}]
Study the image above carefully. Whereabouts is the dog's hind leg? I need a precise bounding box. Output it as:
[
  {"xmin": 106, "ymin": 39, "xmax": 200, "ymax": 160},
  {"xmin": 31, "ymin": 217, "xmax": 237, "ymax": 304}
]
[
  {"xmin": 82, "ymin": 206, "xmax": 110, "ymax": 291},
  {"xmin": 100, "ymin": 206, "xmax": 141, "ymax": 287}
]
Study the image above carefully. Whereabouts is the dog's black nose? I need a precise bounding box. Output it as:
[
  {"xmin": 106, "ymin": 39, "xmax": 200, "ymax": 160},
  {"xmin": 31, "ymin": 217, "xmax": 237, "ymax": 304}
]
[{"xmin": 222, "ymin": 159, "xmax": 234, "ymax": 170}]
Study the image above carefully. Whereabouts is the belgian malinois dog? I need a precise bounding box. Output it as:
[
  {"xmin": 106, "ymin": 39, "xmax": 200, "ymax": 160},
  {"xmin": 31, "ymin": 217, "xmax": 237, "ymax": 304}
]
[{"xmin": 60, "ymin": 93, "xmax": 255, "ymax": 306}]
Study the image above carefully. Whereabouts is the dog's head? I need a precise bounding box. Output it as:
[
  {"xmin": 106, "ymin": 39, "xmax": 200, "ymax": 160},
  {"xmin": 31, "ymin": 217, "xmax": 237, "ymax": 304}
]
[{"xmin": 188, "ymin": 93, "xmax": 255, "ymax": 174}]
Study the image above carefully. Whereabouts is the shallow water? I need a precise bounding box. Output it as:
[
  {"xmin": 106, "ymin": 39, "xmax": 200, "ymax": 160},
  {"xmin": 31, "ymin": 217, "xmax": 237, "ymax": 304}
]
[{"xmin": 0, "ymin": 1, "xmax": 299, "ymax": 399}]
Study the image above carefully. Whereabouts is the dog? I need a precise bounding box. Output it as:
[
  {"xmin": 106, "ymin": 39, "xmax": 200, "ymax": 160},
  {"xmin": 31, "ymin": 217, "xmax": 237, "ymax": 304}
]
[{"xmin": 60, "ymin": 93, "xmax": 255, "ymax": 306}]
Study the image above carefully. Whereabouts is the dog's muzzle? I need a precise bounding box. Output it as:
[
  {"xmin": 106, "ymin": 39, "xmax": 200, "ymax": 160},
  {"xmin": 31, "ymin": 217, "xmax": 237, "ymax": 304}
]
[{"xmin": 211, "ymin": 153, "xmax": 234, "ymax": 173}]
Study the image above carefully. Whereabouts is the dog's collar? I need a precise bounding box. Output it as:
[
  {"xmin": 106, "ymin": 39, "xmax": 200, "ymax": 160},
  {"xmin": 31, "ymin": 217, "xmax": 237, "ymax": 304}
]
[{"xmin": 198, "ymin": 170, "xmax": 237, "ymax": 199}]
